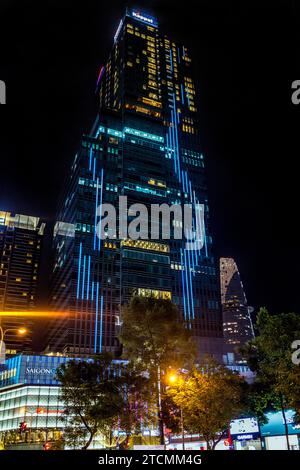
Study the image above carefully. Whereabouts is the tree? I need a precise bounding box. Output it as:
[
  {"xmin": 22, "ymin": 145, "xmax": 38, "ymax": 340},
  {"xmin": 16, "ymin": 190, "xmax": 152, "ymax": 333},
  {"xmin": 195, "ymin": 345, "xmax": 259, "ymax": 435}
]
[
  {"xmin": 241, "ymin": 308, "xmax": 300, "ymax": 450},
  {"xmin": 166, "ymin": 359, "xmax": 247, "ymax": 450},
  {"xmin": 116, "ymin": 362, "xmax": 157, "ymax": 448},
  {"xmin": 56, "ymin": 353, "xmax": 125, "ymax": 449},
  {"xmin": 119, "ymin": 296, "xmax": 196, "ymax": 444}
]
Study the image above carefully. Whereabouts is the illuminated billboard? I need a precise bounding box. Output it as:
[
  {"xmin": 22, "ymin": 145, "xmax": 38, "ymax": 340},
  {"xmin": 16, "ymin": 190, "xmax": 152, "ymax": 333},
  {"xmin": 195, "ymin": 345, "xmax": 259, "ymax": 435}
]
[
  {"xmin": 260, "ymin": 410, "xmax": 300, "ymax": 436},
  {"xmin": 127, "ymin": 9, "xmax": 158, "ymax": 28},
  {"xmin": 230, "ymin": 417, "xmax": 260, "ymax": 440}
]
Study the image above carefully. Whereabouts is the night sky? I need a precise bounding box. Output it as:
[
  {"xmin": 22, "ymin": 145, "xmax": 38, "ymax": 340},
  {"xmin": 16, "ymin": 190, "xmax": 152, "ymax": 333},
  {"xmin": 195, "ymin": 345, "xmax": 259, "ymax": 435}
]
[{"xmin": 0, "ymin": 0, "xmax": 300, "ymax": 315}]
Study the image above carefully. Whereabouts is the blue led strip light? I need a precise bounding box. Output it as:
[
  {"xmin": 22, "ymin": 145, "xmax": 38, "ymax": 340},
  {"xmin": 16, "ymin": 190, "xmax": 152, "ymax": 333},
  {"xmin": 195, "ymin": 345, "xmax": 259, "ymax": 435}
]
[
  {"xmin": 181, "ymin": 170, "xmax": 186, "ymax": 193},
  {"xmin": 184, "ymin": 171, "xmax": 189, "ymax": 198},
  {"xmin": 187, "ymin": 246, "xmax": 195, "ymax": 319},
  {"xmin": 94, "ymin": 282, "xmax": 99, "ymax": 353},
  {"xmin": 172, "ymin": 94, "xmax": 181, "ymax": 181},
  {"xmin": 99, "ymin": 295, "xmax": 104, "ymax": 353},
  {"xmin": 193, "ymin": 190, "xmax": 202, "ymax": 261},
  {"xmin": 89, "ymin": 146, "xmax": 93, "ymax": 171},
  {"xmin": 93, "ymin": 156, "xmax": 96, "ymax": 181},
  {"xmin": 98, "ymin": 169, "xmax": 104, "ymax": 251},
  {"xmin": 183, "ymin": 248, "xmax": 191, "ymax": 322},
  {"xmin": 191, "ymin": 195, "xmax": 199, "ymax": 266},
  {"xmin": 188, "ymin": 226, "xmax": 195, "ymax": 272},
  {"xmin": 181, "ymin": 84, "xmax": 185, "ymax": 104},
  {"xmin": 169, "ymin": 112, "xmax": 177, "ymax": 174},
  {"xmin": 91, "ymin": 281, "xmax": 94, "ymax": 301},
  {"xmin": 86, "ymin": 255, "xmax": 91, "ymax": 300},
  {"xmin": 202, "ymin": 205, "xmax": 208, "ymax": 257},
  {"xmin": 81, "ymin": 255, "xmax": 86, "ymax": 300},
  {"xmin": 76, "ymin": 242, "xmax": 82, "ymax": 299},
  {"xmin": 166, "ymin": 133, "xmax": 170, "ymax": 159},
  {"xmin": 180, "ymin": 248, "xmax": 187, "ymax": 320},
  {"xmin": 93, "ymin": 177, "xmax": 99, "ymax": 250},
  {"xmin": 169, "ymin": 48, "xmax": 173, "ymax": 72}
]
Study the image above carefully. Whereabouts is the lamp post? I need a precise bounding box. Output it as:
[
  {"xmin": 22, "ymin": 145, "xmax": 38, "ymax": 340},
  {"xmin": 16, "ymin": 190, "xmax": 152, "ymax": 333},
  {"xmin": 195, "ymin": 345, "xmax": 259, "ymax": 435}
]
[
  {"xmin": 0, "ymin": 326, "xmax": 27, "ymax": 363},
  {"xmin": 167, "ymin": 373, "xmax": 185, "ymax": 451}
]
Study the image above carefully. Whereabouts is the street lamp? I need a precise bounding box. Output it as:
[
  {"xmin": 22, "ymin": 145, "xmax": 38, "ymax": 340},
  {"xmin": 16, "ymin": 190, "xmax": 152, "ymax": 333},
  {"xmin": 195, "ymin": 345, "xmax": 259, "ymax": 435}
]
[
  {"xmin": 0, "ymin": 326, "xmax": 27, "ymax": 363},
  {"xmin": 167, "ymin": 372, "xmax": 185, "ymax": 451}
]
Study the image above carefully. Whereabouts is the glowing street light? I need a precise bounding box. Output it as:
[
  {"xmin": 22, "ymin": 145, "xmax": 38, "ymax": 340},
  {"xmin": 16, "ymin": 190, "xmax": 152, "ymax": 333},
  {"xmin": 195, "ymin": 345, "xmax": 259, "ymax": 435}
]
[
  {"xmin": 167, "ymin": 373, "xmax": 178, "ymax": 384},
  {"xmin": 0, "ymin": 325, "xmax": 28, "ymax": 343},
  {"xmin": 166, "ymin": 371, "xmax": 186, "ymax": 451},
  {"xmin": 0, "ymin": 325, "xmax": 28, "ymax": 364}
]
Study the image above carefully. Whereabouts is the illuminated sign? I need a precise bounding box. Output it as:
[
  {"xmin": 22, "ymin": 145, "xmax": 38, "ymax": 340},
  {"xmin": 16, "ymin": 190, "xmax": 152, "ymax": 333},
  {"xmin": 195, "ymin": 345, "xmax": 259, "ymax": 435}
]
[
  {"xmin": 128, "ymin": 9, "xmax": 158, "ymax": 27},
  {"xmin": 261, "ymin": 410, "xmax": 300, "ymax": 436},
  {"xmin": 26, "ymin": 367, "xmax": 56, "ymax": 375},
  {"xmin": 236, "ymin": 433, "xmax": 256, "ymax": 441},
  {"xmin": 230, "ymin": 418, "xmax": 260, "ymax": 440}
]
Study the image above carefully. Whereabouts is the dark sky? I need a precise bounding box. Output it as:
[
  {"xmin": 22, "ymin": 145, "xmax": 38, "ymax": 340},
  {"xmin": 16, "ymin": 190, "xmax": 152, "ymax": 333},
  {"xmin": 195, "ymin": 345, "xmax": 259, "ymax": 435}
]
[{"xmin": 0, "ymin": 0, "xmax": 300, "ymax": 315}]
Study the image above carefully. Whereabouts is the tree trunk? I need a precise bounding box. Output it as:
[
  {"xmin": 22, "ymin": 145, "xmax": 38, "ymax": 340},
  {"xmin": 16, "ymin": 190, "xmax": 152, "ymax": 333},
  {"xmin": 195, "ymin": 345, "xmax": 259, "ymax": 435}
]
[
  {"xmin": 81, "ymin": 431, "xmax": 95, "ymax": 450},
  {"xmin": 279, "ymin": 393, "xmax": 290, "ymax": 450},
  {"xmin": 206, "ymin": 440, "xmax": 211, "ymax": 450},
  {"xmin": 157, "ymin": 365, "xmax": 165, "ymax": 446}
]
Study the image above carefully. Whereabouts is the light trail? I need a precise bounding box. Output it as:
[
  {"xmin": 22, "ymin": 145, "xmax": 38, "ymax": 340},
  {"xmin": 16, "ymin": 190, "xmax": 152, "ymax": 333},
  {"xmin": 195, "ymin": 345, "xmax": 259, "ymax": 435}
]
[{"xmin": 0, "ymin": 311, "xmax": 69, "ymax": 318}]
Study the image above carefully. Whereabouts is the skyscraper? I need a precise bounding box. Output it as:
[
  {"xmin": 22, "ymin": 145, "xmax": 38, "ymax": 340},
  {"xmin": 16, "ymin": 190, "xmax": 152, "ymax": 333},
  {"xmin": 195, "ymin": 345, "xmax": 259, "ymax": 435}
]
[
  {"xmin": 0, "ymin": 211, "xmax": 44, "ymax": 353},
  {"xmin": 220, "ymin": 257, "xmax": 254, "ymax": 356},
  {"xmin": 47, "ymin": 8, "xmax": 223, "ymax": 359}
]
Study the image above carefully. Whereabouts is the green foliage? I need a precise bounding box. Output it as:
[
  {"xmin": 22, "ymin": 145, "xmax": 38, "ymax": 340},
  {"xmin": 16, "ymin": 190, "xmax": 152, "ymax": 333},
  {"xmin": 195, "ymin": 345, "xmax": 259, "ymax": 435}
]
[
  {"xmin": 161, "ymin": 395, "xmax": 181, "ymax": 435},
  {"xmin": 242, "ymin": 308, "xmax": 300, "ymax": 416},
  {"xmin": 56, "ymin": 353, "xmax": 125, "ymax": 449},
  {"xmin": 119, "ymin": 295, "xmax": 196, "ymax": 444},
  {"xmin": 119, "ymin": 296, "xmax": 196, "ymax": 370},
  {"xmin": 167, "ymin": 358, "xmax": 247, "ymax": 450}
]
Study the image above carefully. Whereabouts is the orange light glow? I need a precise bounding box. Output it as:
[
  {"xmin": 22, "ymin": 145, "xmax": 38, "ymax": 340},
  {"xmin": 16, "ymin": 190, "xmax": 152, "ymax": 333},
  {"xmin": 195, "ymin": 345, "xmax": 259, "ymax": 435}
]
[
  {"xmin": 0, "ymin": 311, "xmax": 69, "ymax": 318},
  {"xmin": 168, "ymin": 374, "xmax": 178, "ymax": 384},
  {"xmin": 17, "ymin": 328, "xmax": 27, "ymax": 335}
]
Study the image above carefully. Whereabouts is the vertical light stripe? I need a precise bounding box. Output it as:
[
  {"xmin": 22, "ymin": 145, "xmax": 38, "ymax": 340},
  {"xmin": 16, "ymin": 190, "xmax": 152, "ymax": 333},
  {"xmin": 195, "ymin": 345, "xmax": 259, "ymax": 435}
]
[
  {"xmin": 86, "ymin": 255, "xmax": 91, "ymax": 300},
  {"xmin": 76, "ymin": 242, "xmax": 82, "ymax": 299},
  {"xmin": 99, "ymin": 295, "xmax": 104, "ymax": 353},
  {"xmin": 81, "ymin": 255, "xmax": 86, "ymax": 300}
]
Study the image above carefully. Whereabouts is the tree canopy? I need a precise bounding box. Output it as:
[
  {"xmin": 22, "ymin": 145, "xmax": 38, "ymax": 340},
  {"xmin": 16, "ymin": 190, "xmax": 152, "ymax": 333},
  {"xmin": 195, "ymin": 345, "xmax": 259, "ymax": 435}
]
[{"xmin": 166, "ymin": 359, "xmax": 247, "ymax": 450}]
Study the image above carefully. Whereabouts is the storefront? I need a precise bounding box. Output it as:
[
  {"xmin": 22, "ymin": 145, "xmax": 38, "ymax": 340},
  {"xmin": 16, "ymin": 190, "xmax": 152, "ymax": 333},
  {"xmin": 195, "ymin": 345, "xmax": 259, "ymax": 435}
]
[
  {"xmin": 230, "ymin": 417, "xmax": 262, "ymax": 450},
  {"xmin": 0, "ymin": 354, "xmax": 71, "ymax": 449},
  {"xmin": 166, "ymin": 433, "xmax": 229, "ymax": 450},
  {"xmin": 0, "ymin": 354, "xmax": 126, "ymax": 449},
  {"xmin": 260, "ymin": 410, "xmax": 300, "ymax": 450}
]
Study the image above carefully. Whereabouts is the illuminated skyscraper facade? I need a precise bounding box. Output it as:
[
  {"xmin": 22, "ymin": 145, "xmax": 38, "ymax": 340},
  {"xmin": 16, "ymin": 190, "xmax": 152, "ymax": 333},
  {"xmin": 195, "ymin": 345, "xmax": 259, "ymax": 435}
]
[
  {"xmin": 0, "ymin": 211, "xmax": 44, "ymax": 353},
  {"xmin": 220, "ymin": 257, "xmax": 254, "ymax": 356},
  {"xmin": 48, "ymin": 9, "xmax": 222, "ymax": 358}
]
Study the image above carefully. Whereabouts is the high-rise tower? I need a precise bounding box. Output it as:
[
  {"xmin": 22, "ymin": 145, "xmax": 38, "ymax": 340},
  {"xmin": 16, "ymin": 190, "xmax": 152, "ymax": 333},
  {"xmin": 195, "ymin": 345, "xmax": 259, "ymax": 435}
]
[
  {"xmin": 47, "ymin": 8, "xmax": 223, "ymax": 359},
  {"xmin": 0, "ymin": 211, "xmax": 44, "ymax": 353},
  {"xmin": 220, "ymin": 257, "xmax": 254, "ymax": 357}
]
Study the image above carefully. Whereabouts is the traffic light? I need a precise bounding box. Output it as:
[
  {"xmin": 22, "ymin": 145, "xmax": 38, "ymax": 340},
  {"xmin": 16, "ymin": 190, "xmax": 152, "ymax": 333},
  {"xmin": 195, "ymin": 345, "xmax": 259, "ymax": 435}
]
[
  {"xmin": 19, "ymin": 421, "xmax": 27, "ymax": 433},
  {"xmin": 43, "ymin": 442, "xmax": 51, "ymax": 451}
]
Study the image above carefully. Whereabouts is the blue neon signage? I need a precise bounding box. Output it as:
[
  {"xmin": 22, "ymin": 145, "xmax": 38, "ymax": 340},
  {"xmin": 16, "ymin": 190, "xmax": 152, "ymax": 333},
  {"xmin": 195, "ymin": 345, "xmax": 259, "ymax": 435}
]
[{"xmin": 129, "ymin": 10, "xmax": 158, "ymax": 27}]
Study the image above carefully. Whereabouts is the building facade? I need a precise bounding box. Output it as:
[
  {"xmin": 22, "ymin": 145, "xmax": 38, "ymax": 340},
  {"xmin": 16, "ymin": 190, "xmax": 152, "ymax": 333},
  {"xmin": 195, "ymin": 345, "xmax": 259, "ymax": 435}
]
[
  {"xmin": 47, "ymin": 8, "xmax": 222, "ymax": 358},
  {"xmin": 0, "ymin": 354, "xmax": 256, "ymax": 450},
  {"xmin": 0, "ymin": 211, "xmax": 45, "ymax": 353},
  {"xmin": 220, "ymin": 257, "xmax": 254, "ymax": 357},
  {"xmin": 0, "ymin": 354, "xmax": 134, "ymax": 450}
]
